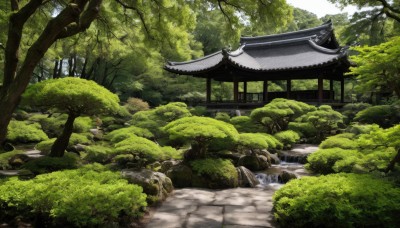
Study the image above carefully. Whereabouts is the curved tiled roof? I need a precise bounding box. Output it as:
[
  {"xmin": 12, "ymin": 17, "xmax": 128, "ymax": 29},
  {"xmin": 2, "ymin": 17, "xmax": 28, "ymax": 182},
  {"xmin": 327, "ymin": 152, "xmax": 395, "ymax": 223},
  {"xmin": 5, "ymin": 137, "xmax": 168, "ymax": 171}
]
[
  {"xmin": 240, "ymin": 20, "xmax": 335, "ymax": 46},
  {"xmin": 164, "ymin": 21, "xmax": 349, "ymax": 76}
]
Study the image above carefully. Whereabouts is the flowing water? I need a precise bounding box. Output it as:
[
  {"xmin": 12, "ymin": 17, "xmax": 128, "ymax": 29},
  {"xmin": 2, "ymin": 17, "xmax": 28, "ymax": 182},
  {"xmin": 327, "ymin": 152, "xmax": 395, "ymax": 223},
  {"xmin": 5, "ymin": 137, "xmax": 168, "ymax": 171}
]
[{"xmin": 255, "ymin": 144, "xmax": 319, "ymax": 190}]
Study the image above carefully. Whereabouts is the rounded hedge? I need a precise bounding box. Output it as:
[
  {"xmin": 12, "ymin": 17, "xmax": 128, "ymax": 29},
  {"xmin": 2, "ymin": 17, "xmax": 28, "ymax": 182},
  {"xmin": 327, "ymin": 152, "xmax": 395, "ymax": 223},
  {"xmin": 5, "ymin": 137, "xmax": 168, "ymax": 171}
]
[
  {"xmin": 273, "ymin": 173, "xmax": 400, "ymax": 227},
  {"xmin": 305, "ymin": 148, "xmax": 360, "ymax": 174},
  {"xmin": 0, "ymin": 165, "xmax": 147, "ymax": 226}
]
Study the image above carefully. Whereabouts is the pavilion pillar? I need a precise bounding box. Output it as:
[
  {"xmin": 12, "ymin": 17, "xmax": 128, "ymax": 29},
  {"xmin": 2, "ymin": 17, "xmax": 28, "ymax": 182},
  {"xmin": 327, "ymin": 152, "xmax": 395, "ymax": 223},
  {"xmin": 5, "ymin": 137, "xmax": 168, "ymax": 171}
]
[
  {"xmin": 286, "ymin": 79, "xmax": 291, "ymax": 99},
  {"xmin": 329, "ymin": 79, "xmax": 334, "ymax": 101},
  {"xmin": 243, "ymin": 81, "xmax": 247, "ymax": 103},
  {"xmin": 341, "ymin": 78, "xmax": 345, "ymax": 103},
  {"xmin": 206, "ymin": 78, "xmax": 211, "ymax": 103},
  {"xmin": 318, "ymin": 77, "xmax": 323, "ymax": 105},
  {"xmin": 263, "ymin": 80, "xmax": 268, "ymax": 102},
  {"xmin": 233, "ymin": 76, "xmax": 239, "ymax": 102}
]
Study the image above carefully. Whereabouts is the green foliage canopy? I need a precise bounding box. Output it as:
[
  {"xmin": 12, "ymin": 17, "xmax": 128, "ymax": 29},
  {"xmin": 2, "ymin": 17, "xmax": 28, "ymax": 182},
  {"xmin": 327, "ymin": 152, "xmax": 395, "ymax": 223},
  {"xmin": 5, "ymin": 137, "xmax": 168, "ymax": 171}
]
[
  {"xmin": 22, "ymin": 78, "xmax": 120, "ymax": 116},
  {"xmin": 349, "ymin": 37, "xmax": 400, "ymax": 98},
  {"xmin": 273, "ymin": 173, "xmax": 400, "ymax": 227}
]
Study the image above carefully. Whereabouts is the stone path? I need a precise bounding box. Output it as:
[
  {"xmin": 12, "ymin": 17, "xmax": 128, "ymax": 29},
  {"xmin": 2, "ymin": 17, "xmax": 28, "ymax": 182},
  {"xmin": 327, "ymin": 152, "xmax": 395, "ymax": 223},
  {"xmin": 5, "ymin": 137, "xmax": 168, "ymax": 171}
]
[{"xmin": 145, "ymin": 188, "xmax": 277, "ymax": 228}]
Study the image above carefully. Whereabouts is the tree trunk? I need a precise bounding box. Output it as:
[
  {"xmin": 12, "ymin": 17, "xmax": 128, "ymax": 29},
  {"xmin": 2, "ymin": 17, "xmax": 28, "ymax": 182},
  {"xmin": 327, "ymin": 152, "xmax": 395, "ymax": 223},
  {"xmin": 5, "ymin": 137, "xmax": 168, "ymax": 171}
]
[
  {"xmin": 50, "ymin": 113, "xmax": 78, "ymax": 157},
  {"xmin": 385, "ymin": 148, "xmax": 400, "ymax": 173},
  {"xmin": 0, "ymin": 1, "xmax": 102, "ymax": 147}
]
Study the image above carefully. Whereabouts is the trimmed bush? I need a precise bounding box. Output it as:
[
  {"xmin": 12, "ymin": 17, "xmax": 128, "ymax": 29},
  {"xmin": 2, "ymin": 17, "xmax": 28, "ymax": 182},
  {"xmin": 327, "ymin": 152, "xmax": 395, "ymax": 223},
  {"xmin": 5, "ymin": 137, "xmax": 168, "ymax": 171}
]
[
  {"xmin": 319, "ymin": 133, "xmax": 357, "ymax": 150},
  {"xmin": 22, "ymin": 152, "xmax": 81, "ymax": 174},
  {"xmin": 163, "ymin": 116, "xmax": 239, "ymax": 159},
  {"xmin": 341, "ymin": 102, "xmax": 371, "ymax": 124},
  {"xmin": 35, "ymin": 133, "xmax": 91, "ymax": 154},
  {"xmin": 105, "ymin": 126, "xmax": 154, "ymax": 143},
  {"xmin": 295, "ymin": 105, "xmax": 344, "ymax": 142},
  {"xmin": 6, "ymin": 121, "xmax": 48, "ymax": 143},
  {"xmin": 124, "ymin": 97, "xmax": 150, "ymax": 114},
  {"xmin": 214, "ymin": 112, "xmax": 230, "ymax": 122},
  {"xmin": 0, "ymin": 165, "xmax": 147, "ymax": 226},
  {"xmin": 273, "ymin": 173, "xmax": 400, "ymax": 227},
  {"xmin": 161, "ymin": 146, "xmax": 183, "ymax": 160},
  {"xmin": 39, "ymin": 115, "xmax": 94, "ymax": 137},
  {"xmin": 273, "ymin": 130, "xmax": 300, "ymax": 148},
  {"xmin": 354, "ymin": 105, "xmax": 400, "ymax": 128},
  {"xmin": 287, "ymin": 122, "xmax": 317, "ymax": 138},
  {"xmin": 345, "ymin": 123, "xmax": 380, "ymax": 135},
  {"xmin": 306, "ymin": 148, "xmax": 360, "ymax": 174},
  {"xmin": 250, "ymin": 99, "xmax": 316, "ymax": 134},
  {"xmin": 191, "ymin": 158, "xmax": 238, "ymax": 188},
  {"xmin": 83, "ymin": 145, "xmax": 114, "ymax": 163},
  {"xmin": 237, "ymin": 133, "xmax": 270, "ymax": 151},
  {"xmin": 114, "ymin": 136, "xmax": 164, "ymax": 164},
  {"xmin": 230, "ymin": 116, "xmax": 265, "ymax": 133}
]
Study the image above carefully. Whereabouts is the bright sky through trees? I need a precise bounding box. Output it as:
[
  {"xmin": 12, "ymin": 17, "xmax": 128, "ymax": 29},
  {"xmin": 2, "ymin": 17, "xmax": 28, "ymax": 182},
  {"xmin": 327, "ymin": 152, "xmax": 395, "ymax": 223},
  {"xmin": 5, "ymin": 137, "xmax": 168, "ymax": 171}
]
[{"xmin": 286, "ymin": 0, "xmax": 358, "ymax": 17}]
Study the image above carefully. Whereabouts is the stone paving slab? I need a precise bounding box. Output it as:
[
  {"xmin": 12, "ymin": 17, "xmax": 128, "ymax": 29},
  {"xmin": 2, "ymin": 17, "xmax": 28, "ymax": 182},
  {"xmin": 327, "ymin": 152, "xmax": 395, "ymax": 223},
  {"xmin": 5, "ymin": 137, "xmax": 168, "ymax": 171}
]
[{"xmin": 145, "ymin": 188, "xmax": 278, "ymax": 228}]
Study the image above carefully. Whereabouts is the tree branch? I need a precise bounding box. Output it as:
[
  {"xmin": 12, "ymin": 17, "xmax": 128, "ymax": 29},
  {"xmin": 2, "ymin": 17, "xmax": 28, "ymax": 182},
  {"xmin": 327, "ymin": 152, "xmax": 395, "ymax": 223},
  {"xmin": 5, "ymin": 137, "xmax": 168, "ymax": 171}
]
[
  {"xmin": 57, "ymin": 0, "xmax": 103, "ymax": 39},
  {"xmin": 3, "ymin": 0, "xmax": 44, "ymax": 87},
  {"xmin": 115, "ymin": 0, "xmax": 151, "ymax": 36}
]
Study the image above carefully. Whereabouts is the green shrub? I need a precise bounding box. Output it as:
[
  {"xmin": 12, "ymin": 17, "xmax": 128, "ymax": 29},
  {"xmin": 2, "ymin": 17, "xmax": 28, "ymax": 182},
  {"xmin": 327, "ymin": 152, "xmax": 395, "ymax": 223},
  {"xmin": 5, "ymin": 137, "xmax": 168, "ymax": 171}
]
[
  {"xmin": 345, "ymin": 123, "xmax": 380, "ymax": 135},
  {"xmin": 341, "ymin": 102, "xmax": 372, "ymax": 124},
  {"xmin": 273, "ymin": 130, "xmax": 300, "ymax": 148},
  {"xmin": 6, "ymin": 121, "xmax": 48, "ymax": 143},
  {"xmin": 22, "ymin": 152, "xmax": 81, "ymax": 174},
  {"xmin": 130, "ymin": 102, "xmax": 192, "ymax": 138},
  {"xmin": 261, "ymin": 133, "xmax": 283, "ymax": 150},
  {"xmin": 124, "ymin": 97, "xmax": 150, "ymax": 114},
  {"xmin": 189, "ymin": 106, "xmax": 208, "ymax": 116},
  {"xmin": 0, "ymin": 165, "xmax": 147, "ymax": 226},
  {"xmin": 237, "ymin": 133, "xmax": 270, "ymax": 151},
  {"xmin": 105, "ymin": 126, "xmax": 154, "ymax": 143},
  {"xmin": 306, "ymin": 148, "xmax": 360, "ymax": 174},
  {"xmin": 214, "ymin": 112, "xmax": 230, "ymax": 122},
  {"xmin": 354, "ymin": 105, "xmax": 400, "ymax": 128},
  {"xmin": 295, "ymin": 105, "xmax": 344, "ymax": 142},
  {"xmin": 250, "ymin": 99, "xmax": 316, "ymax": 134},
  {"xmin": 273, "ymin": 173, "xmax": 400, "ymax": 227},
  {"xmin": 0, "ymin": 150, "xmax": 24, "ymax": 170},
  {"xmin": 319, "ymin": 133, "xmax": 358, "ymax": 150},
  {"xmin": 287, "ymin": 122, "xmax": 317, "ymax": 138},
  {"xmin": 161, "ymin": 146, "xmax": 183, "ymax": 160},
  {"xmin": 163, "ymin": 116, "xmax": 239, "ymax": 158},
  {"xmin": 36, "ymin": 133, "xmax": 91, "ymax": 154},
  {"xmin": 191, "ymin": 158, "xmax": 238, "ymax": 188},
  {"xmin": 230, "ymin": 116, "xmax": 265, "ymax": 133},
  {"xmin": 39, "ymin": 115, "xmax": 94, "ymax": 137},
  {"xmin": 114, "ymin": 136, "xmax": 164, "ymax": 163},
  {"xmin": 83, "ymin": 145, "xmax": 114, "ymax": 163}
]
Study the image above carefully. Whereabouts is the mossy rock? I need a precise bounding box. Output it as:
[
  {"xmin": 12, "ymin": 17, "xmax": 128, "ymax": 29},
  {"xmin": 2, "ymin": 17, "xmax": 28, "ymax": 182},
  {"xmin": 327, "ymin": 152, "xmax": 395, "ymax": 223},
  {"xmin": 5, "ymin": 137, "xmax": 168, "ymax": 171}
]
[
  {"xmin": 165, "ymin": 163, "xmax": 193, "ymax": 188},
  {"xmin": 238, "ymin": 155, "xmax": 260, "ymax": 171},
  {"xmin": 190, "ymin": 158, "xmax": 238, "ymax": 189},
  {"xmin": 122, "ymin": 169, "xmax": 173, "ymax": 205}
]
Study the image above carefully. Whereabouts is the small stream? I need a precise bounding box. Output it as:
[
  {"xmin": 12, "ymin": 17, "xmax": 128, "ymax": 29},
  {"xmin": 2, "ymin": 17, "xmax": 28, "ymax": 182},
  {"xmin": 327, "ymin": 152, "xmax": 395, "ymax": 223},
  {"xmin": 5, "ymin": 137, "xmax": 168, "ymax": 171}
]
[{"xmin": 255, "ymin": 144, "xmax": 318, "ymax": 190}]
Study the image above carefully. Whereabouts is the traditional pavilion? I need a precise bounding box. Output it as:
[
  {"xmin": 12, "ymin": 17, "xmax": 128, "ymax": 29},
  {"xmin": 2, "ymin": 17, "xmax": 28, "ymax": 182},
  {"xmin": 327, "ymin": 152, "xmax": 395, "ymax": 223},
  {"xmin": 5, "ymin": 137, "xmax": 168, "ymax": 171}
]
[{"xmin": 165, "ymin": 21, "xmax": 351, "ymax": 109}]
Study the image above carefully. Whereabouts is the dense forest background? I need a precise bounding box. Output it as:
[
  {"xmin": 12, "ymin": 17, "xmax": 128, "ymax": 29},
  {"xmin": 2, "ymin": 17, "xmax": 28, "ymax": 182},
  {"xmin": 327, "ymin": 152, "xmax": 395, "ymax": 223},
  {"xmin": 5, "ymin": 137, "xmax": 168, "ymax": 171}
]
[{"xmin": 0, "ymin": 0, "xmax": 398, "ymax": 107}]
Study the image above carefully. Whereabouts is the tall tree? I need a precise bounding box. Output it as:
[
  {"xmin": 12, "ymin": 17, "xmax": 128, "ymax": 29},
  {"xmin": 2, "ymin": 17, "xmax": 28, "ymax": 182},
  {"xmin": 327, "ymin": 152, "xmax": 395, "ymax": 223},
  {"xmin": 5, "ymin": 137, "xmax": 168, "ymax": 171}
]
[
  {"xmin": 0, "ymin": 0, "xmax": 292, "ymax": 147},
  {"xmin": 348, "ymin": 36, "xmax": 400, "ymax": 98}
]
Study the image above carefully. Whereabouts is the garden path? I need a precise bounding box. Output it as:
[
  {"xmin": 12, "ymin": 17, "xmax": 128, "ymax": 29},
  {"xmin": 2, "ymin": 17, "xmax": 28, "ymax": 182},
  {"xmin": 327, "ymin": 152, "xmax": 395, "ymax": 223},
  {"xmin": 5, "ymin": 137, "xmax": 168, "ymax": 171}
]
[
  {"xmin": 145, "ymin": 187, "xmax": 277, "ymax": 228},
  {"xmin": 144, "ymin": 144, "xmax": 319, "ymax": 228}
]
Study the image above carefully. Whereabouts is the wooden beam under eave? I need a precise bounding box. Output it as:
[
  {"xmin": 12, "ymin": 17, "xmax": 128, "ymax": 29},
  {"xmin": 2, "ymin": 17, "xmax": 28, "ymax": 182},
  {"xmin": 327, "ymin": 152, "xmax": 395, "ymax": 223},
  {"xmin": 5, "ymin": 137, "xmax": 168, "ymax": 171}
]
[
  {"xmin": 263, "ymin": 80, "xmax": 268, "ymax": 102},
  {"xmin": 233, "ymin": 76, "xmax": 239, "ymax": 102},
  {"xmin": 341, "ymin": 78, "xmax": 345, "ymax": 103},
  {"xmin": 206, "ymin": 77, "xmax": 211, "ymax": 103},
  {"xmin": 318, "ymin": 77, "xmax": 323, "ymax": 105},
  {"xmin": 329, "ymin": 79, "xmax": 334, "ymax": 101},
  {"xmin": 243, "ymin": 81, "xmax": 247, "ymax": 103}
]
